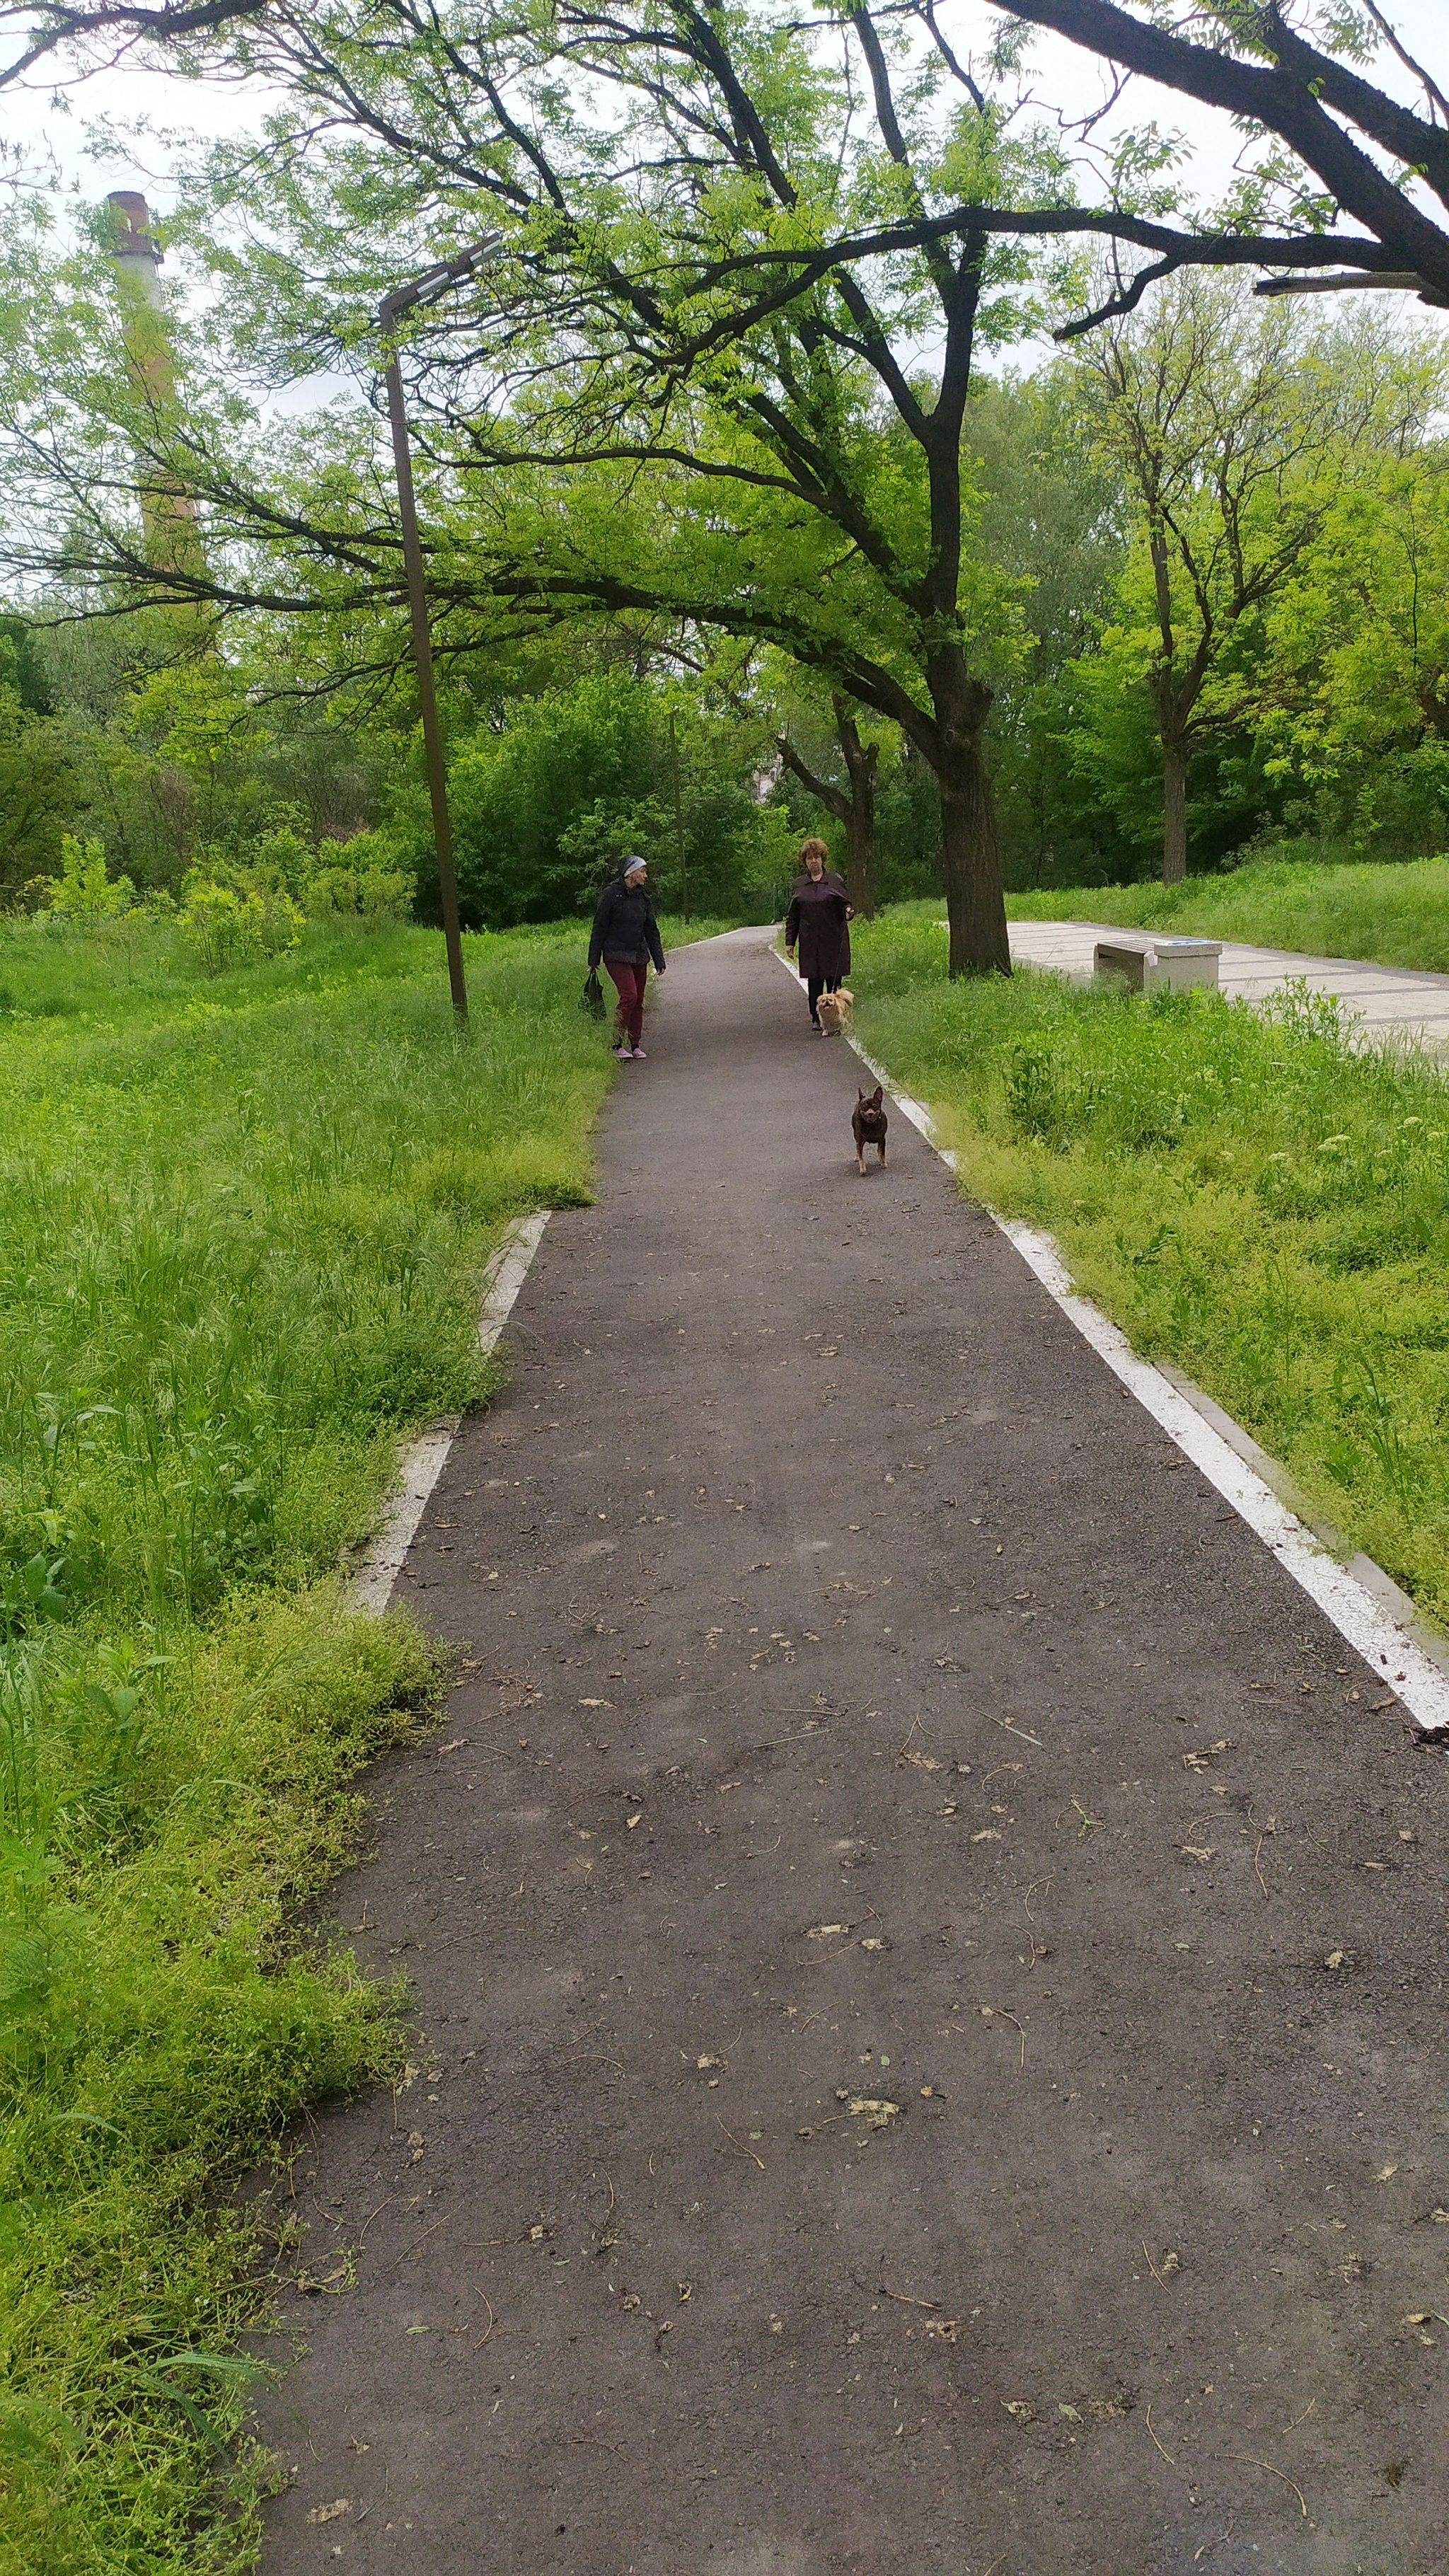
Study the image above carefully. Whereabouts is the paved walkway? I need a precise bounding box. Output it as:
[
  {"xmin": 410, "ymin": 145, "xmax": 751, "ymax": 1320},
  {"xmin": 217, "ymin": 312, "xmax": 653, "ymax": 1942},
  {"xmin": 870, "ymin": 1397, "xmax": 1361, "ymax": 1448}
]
[
  {"xmin": 1010, "ymin": 917, "xmax": 1449, "ymax": 1049},
  {"xmin": 255, "ymin": 930, "xmax": 1448, "ymax": 2576}
]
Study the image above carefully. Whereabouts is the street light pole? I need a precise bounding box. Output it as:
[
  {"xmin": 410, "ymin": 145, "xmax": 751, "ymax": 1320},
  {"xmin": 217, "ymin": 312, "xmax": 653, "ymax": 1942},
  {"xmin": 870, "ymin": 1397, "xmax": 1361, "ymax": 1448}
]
[{"xmin": 377, "ymin": 235, "xmax": 502, "ymax": 1022}]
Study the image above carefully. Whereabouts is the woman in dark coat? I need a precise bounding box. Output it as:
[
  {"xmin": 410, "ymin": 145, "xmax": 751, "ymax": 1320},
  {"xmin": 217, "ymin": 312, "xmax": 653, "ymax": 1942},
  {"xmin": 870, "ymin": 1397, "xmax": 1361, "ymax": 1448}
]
[
  {"xmin": 784, "ymin": 837, "xmax": 853, "ymax": 1030},
  {"xmin": 589, "ymin": 853, "xmax": 666, "ymax": 1058}
]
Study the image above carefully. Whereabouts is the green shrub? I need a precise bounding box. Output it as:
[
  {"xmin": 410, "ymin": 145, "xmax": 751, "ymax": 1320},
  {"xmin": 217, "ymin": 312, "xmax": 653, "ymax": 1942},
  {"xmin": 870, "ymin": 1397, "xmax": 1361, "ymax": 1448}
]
[
  {"xmin": 46, "ymin": 836, "xmax": 136, "ymax": 923},
  {"xmin": 301, "ymin": 828, "xmax": 412, "ymax": 923},
  {"xmin": 178, "ymin": 873, "xmax": 304, "ymax": 971}
]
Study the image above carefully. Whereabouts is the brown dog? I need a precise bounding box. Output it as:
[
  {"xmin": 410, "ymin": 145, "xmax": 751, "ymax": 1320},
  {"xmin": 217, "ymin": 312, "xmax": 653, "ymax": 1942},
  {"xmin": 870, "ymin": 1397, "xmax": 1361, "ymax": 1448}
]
[
  {"xmin": 853, "ymin": 1085, "xmax": 888, "ymax": 1175},
  {"xmin": 816, "ymin": 987, "xmax": 854, "ymax": 1036}
]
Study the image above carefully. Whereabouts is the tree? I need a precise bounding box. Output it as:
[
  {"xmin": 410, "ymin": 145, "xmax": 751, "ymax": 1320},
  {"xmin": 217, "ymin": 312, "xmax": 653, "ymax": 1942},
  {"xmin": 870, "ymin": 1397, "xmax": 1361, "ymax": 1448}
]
[
  {"xmin": 1258, "ymin": 432, "xmax": 1449, "ymax": 855},
  {"xmin": 1065, "ymin": 274, "xmax": 1444, "ymax": 881},
  {"xmin": 967, "ymin": 374, "xmax": 1128, "ymax": 887},
  {"xmin": 775, "ymin": 696, "xmax": 882, "ymax": 919},
  {"xmin": 412, "ymin": 665, "xmax": 787, "ymax": 927},
  {"xmin": 0, "ymin": 4, "xmax": 1068, "ymax": 971},
  {"xmin": 11, "ymin": 8, "xmax": 1445, "ymax": 928},
  {"xmin": 8, "ymin": 0, "xmax": 1449, "ymax": 328},
  {"xmin": 984, "ymin": 3, "xmax": 1449, "ymax": 318}
]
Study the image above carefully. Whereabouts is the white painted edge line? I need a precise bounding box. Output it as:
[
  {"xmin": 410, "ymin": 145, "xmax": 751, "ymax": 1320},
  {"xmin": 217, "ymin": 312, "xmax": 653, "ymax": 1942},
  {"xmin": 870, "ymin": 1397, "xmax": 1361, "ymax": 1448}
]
[
  {"xmin": 352, "ymin": 1210, "xmax": 552, "ymax": 1615},
  {"xmin": 768, "ymin": 945, "xmax": 1449, "ymax": 1732}
]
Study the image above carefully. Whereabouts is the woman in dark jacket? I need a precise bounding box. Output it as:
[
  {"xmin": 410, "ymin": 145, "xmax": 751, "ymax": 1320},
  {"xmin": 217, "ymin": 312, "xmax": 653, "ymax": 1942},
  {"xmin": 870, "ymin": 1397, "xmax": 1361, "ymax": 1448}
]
[
  {"xmin": 589, "ymin": 854, "xmax": 666, "ymax": 1058},
  {"xmin": 784, "ymin": 837, "xmax": 853, "ymax": 1030}
]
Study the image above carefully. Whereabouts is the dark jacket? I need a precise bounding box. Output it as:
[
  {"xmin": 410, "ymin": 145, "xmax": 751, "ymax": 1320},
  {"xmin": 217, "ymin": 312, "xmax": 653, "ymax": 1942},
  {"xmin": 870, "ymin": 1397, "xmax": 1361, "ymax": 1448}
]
[
  {"xmin": 785, "ymin": 870, "xmax": 851, "ymax": 981},
  {"xmin": 589, "ymin": 875, "xmax": 665, "ymax": 972}
]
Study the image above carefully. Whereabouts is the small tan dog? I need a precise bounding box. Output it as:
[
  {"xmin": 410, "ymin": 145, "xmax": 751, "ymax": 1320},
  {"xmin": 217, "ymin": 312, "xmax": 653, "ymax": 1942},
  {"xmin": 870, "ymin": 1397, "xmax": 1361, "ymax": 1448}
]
[{"xmin": 815, "ymin": 987, "xmax": 854, "ymax": 1036}]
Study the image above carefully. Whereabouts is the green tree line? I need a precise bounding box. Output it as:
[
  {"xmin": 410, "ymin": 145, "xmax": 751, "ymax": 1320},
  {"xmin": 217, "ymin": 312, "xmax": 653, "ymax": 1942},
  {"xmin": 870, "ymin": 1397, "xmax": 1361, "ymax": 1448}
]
[{"xmin": 1, "ymin": 6, "xmax": 1448, "ymax": 925}]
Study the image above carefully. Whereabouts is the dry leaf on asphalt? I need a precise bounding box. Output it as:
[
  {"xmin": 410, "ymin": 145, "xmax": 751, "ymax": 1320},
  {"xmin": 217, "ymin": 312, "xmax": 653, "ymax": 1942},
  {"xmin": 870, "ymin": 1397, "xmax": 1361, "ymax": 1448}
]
[
  {"xmin": 847, "ymin": 2098, "xmax": 901, "ymax": 2129},
  {"xmin": 304, "ymin": 2502, "xmax": 352, "ymax": 2526},
  {"xmin": 1003, "ymin": 2401, "xmax": 1036, "ymax": 2425}
]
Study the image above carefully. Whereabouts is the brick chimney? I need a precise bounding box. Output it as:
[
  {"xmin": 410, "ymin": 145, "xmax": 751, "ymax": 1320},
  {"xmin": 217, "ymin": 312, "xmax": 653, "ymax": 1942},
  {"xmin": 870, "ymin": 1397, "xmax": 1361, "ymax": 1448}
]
[{"xmin": 104, "ymin": 187, "xmax": 207, "ymax": 585}]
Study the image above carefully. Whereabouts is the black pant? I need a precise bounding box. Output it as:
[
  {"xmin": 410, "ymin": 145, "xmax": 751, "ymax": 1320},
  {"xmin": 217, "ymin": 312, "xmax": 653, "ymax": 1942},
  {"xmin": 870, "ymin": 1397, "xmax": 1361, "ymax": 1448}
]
[{"xmin": 807, "ymin": 974, "xmax": 841, "ymax": 1022}]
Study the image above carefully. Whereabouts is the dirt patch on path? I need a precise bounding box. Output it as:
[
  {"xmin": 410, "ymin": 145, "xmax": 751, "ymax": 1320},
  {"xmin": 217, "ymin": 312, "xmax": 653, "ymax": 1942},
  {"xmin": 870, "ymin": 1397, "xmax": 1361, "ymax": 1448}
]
[{"xmin": 254, "ymin": 930, "xmax": 1449, "ymax": 2576}]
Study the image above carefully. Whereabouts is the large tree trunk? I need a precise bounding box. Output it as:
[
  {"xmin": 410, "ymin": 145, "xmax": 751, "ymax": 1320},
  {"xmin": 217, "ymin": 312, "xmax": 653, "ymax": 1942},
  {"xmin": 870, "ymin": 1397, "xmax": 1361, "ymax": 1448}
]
[
  {"xmin": 834, "ymin": 699, "xmax": 878, "ymax": 919},
  {"xmin": 1162, "ymin": 736, "xmax": 1189, "ymax": 885},
  {"xmin": 932, "ymin": 664, "xmax": 1010, "ymax": 976},
  {"xmin": 777, "ymin": 702, "xmax": 879, "ymax": 916},
  {"xmin": 842, "ymin": 797, "xmax": 874, "ymax": 920}
]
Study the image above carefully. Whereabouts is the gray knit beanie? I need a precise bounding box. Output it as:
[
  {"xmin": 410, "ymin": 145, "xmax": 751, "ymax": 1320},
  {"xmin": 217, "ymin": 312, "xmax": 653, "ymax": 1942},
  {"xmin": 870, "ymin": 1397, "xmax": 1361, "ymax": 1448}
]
[{"xmin": 621, "ymin": 854, "xmax": 647, "ymax": 878}]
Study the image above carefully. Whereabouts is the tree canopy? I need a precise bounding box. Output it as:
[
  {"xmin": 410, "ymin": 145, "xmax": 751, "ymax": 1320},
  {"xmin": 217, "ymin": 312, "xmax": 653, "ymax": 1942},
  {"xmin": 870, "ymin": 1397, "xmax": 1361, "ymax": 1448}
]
[{"xmin": 2, "ymin": 4, "xmax": 1449, "ymax": 919}]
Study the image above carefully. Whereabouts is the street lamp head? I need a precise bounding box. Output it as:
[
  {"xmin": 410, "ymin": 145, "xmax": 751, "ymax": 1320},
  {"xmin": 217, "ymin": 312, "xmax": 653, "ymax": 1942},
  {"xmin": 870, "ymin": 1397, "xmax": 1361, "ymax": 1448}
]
[{"xmin": 376, "ymin": 231, "xmax": 504, "ymax": 327}]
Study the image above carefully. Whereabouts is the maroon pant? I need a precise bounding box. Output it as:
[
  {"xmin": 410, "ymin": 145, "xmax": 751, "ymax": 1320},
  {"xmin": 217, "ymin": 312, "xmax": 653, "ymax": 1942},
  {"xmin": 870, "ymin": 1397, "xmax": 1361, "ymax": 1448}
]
[{"xmin": 606, "ymin": 959, "xmax": 648, "ymax": 1047}]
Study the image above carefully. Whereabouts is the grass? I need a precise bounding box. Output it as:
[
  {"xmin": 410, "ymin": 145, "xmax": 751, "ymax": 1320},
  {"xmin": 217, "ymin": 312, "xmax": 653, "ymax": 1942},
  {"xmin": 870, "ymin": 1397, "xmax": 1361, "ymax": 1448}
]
[
  {"xmin": 1003, "ymin": 853, "xmax": 1449, "ymax": 974},
  {"xmin": 0, "ymin": 909, "xmax": 628, "ymax": 2572},
  {"xmin": 852, "ymin": 911, "xmax": 1449, "ymax": 1631}
]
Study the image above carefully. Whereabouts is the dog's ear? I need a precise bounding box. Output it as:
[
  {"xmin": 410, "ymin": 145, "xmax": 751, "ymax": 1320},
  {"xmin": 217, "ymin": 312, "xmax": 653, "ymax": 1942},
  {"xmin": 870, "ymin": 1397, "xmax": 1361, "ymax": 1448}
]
[{"xmin": 872, "ymin": 1087, "xmax": 884, "ymax": 1108}]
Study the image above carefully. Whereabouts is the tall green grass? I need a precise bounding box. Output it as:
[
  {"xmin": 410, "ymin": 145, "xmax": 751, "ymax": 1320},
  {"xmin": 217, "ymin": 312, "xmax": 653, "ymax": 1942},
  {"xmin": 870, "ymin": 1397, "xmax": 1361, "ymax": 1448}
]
[
  {"xmin": 853, "ymin": 913, "xmax": 1449, "ymax": 1627},
  {"xmin": 0, "ymin": 914, "xmax": 615, "ymax": 2572},
  {"xmin": 1005, "ymin": 853, "xmax": 1449, "ymax": 974}
]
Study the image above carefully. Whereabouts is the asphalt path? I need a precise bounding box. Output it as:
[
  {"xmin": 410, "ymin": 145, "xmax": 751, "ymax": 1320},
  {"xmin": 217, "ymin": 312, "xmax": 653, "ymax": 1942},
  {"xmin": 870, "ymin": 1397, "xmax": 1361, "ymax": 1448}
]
[{"xmin": 255, "ymin": 927, "xmax": 1449, "ymax": 2576}]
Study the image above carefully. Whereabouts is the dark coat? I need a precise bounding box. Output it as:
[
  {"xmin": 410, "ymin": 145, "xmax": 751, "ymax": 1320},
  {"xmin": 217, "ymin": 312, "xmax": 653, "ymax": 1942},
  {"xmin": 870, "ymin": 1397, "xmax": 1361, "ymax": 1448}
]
[
  {"xmin": 589, "ymin": 875, "xmax": 665, "ymax": 972},
  {"xmin": 785, "ymin": 870, "xmax": 851, "ymax": 981}
]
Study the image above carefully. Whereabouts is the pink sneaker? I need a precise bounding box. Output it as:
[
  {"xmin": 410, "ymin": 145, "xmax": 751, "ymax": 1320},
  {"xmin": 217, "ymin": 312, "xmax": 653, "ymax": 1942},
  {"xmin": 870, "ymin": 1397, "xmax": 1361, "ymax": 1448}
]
[
  {"xmin": 631, "ymin": 1046, "xmax": 648, "ymax": 1059},
  {"xmin": 614, "ymin": 1044, "xmax": 633, "ymax": 1059}
]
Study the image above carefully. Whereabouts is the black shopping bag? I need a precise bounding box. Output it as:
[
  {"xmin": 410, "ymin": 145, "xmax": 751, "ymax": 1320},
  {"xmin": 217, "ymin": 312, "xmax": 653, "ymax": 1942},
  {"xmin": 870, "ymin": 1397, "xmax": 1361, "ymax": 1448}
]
[{"xmin": 581, "ymin": 967, "xmax": 607, "ymax": 1021}]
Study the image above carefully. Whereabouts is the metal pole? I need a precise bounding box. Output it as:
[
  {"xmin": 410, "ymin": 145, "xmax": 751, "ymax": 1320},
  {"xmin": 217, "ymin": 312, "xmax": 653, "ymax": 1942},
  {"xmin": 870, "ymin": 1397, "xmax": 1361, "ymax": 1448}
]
[
  {"xmin": 383, "ymin": 344, "xmax": 469, "ymax": 1021},
  {"xmin": 669, "ymin": 706, "xmax": 689, "ymax": 923}
]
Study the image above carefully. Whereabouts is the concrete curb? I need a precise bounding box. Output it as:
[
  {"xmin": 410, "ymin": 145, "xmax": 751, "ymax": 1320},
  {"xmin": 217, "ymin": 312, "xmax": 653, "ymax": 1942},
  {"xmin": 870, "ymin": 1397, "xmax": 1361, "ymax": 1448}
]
[{"xmin": 352, "ymin": 1210, "xmax": 551, "ymax": 1614}]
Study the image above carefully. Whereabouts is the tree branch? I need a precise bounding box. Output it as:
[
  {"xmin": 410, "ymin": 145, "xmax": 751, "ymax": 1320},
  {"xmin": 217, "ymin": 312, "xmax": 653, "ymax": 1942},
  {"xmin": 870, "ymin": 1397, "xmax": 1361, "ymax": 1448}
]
[
  {"xmin": 985, "ymin": 1, "xmax": 1449, "ymax": 265},
  {"xmin": 777, "ymin": 732, "xmax": 851, "ymax": 822},
  {"xmin": 0, "ymin": 0, "xmax": 265, "ymax": 87},
  {"xmin": 851, "ymin": 6, "xmax": 959, "ymax": 304}
]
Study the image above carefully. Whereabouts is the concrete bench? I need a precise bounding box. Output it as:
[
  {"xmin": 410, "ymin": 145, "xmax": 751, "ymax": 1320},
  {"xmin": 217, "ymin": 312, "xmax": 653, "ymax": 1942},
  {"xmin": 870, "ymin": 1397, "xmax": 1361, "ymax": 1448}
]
[{"xmin": 1094, "ymin": 933, "xmax": 1222, "ymax": 993}]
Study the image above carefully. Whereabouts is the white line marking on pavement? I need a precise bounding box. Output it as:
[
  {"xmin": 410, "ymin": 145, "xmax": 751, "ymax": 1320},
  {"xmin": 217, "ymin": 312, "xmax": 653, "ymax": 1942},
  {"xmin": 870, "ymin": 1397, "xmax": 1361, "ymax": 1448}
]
[
  {"xmin": 768, "ymin": 944, "xmax": 1449, "ymax": 1731},
  {"xmin": 353, "ymin": 1211, "xmax": 551, "ymax": 1614}
]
